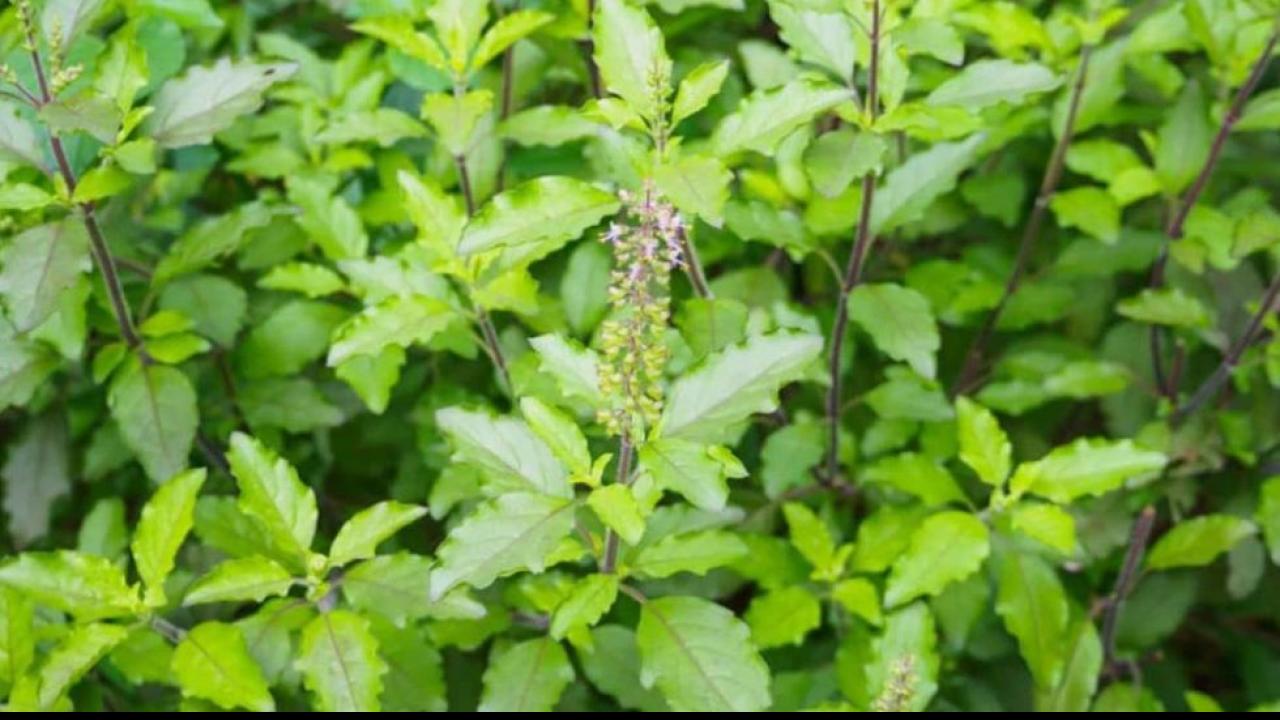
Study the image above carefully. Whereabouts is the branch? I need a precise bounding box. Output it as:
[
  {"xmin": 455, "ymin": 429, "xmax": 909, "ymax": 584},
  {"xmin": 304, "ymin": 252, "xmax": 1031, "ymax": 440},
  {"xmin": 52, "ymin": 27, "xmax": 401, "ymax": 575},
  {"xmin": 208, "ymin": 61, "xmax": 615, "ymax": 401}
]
[
  {"xmin": 824, "ymin": 0, "xmax": 881, "ymax": 486},
  {"xmin": 1101, "ymin": 506, "xmax": 1156, "ymax": 674},
  {"xmin": 1170, "ymin": 269, "xmax": 1280, "ymax": 426},
  {"xmin": 450, "ymin": 81, "xmax": 514, "ymax": 395},
  {"xmin": 494, "ymin": 0, "xmax": 520, "ymax": 192},
  {"xmin": 677, "ymin": 224, "xmax": 713, "ymax": 299},
  {"xmin": 583, "ymin": 0, "xmax": 603, "ymax": 99},
  {"xmin": 195, "ymin": 432, "xmax": 230, "ymax": 476},
  {"xmin": 1149, "ymin": 25, "xmax": 1280, "ymax": 396},
  {"xmin": 28, "ymin": 44, "xmax": 148, "ymax": 360},
  {"xmin": 600, "ymin": 434, "xmax": 635, "ymax": 575},
  {"xmin": 150, "ymin": 617, "xmax": 187, "ymax": 644},
  {"xmin": 952, "ymin": 46, "xmax": 1094, "ymax": 396}
]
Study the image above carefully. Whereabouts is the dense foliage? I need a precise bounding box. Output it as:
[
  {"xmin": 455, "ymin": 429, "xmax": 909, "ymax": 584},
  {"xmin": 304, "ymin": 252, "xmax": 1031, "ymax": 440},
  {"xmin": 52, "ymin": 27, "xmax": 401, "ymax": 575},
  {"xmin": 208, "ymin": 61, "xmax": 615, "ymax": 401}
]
[{"xmin": 2, "ymin": 0, "xmax": 1280, "ymax": 712}]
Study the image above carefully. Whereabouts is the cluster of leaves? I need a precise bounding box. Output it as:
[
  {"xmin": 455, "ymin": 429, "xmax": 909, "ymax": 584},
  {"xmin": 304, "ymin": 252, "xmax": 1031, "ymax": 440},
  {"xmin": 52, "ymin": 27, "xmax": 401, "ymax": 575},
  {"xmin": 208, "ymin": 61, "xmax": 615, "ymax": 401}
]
[{"xmin": 1, "ymin": 0, "xmax": 1280, "ymax": 712}]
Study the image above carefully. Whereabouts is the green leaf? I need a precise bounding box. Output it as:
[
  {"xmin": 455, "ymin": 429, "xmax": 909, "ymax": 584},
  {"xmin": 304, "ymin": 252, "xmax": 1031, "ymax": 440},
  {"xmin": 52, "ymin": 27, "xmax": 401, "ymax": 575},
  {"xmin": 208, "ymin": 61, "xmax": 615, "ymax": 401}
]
[
  {"xmin": 314, "ymin": 108, "xmax": 426, "ymax": 147},
  {"xmin": 872, "ymin": 134, "xmax": 984, "ymax": 234},
  {"xmin": 296, "ymin": 610, "xmax": 387, "ymax": 712},
  {"xmin": 154, "ymin": 202, "xmax": 276, "ymax": 283},
  {"xmin": 653, "ymin": 153, "xmax": 731, "ymax": 227},
  {"xmin": 398, "ymin": 170, "xmax": 465, "ymax": 253},
  {"xmin": 72, "ymin": 165, "xmax": 133, "ymax": 203},
  {"xmin": 1011, "ymin": 438, "xmax": 1167, "ymax": 504},
  {"xmin": 885, "ymin": 511, "xmax": 990, "ymax": 608},
  {"xmin": 28, "ymin": 623, "xmax": 128, "ymax": 711},
  {"xmin": 1036, "ymin": 618, "xmax": 1102, "ymax": 712},
  {"xmin": 1010, "ymin": 502, "xmax": 1077, "ymax": 555},
  {"xmin": 0, "ymin": 551, "xmax": 138, "ymax": 621},
  {"xmin": 0, "ymin": 219, "xmax": 90, "ymax": 332},
  {"xmin": 662, "ymin": 332, "xmax": 823, "ymax": 443},
  {"xmin": 78, "ymin": 498, "xmax": 128, "ymax": 559},
  {"xmin": 581, "ymin": 625, "xmax": 669, "ymax": 711},
  {"xmin": 471, "ymin": 9, "xmax": 553, "ymax": 72},
  {"xmin": 500, "ymin": 105, "xmax": 600, "ymax": 147},
  {"xmin": 672, "ymin": 59, "xmax": 730, "ymax": 124},
  {"xmin": 172, "ymin": 622, "xmax": 275, "ymax": 712},
  {"xmin": 832, "ymin": 578, "xmax": 882, "ymax": 626},
  {"xmin": 1053, "ymin": 41, "xmax": 1124, "ymax": 136},
  {"xmin": 159, "ymin": 274, "xmax": 248, "ymax": 347},
  {"xmin": 132, "ymin": 468, "xmax": 205, "ymax": 606},
  {"xmin": 766, "ymin": 0, "xmax": 855, "ymax": 82},
  {"xmin": 237, "ymin": 300, "xmax": 347, "ymax": 378},
  {"xmin": 713, "ymin": 78, "xmax": 851, "ymax": 156},
  {"xmin": 429, "ymin": 0, "xmax": 490, "ymax": 72},
  {"xmin": 593, "ymin": 0, "xmax": 671, "ymax": 120},
  {"xmin": 0, "ymin": 103, "xmax": 43, "ymax": 169},
  {"xmin": 996, "ymin": 552, "xmax": 1070, "ymax": 689},
  {"xmin": 865, "ymin": 368, "xmax": 953, "ymax": 422},
  {"xmin": 587, "ymin": 484, "xmax": 646, "ymax": 545},
  {"xmin": 1146, "ymin": 515, "xmax": 1257, "ymax": 570},
  {"xmin": 805, "ymin": 129, "xmax": 887, "ymax": 198},
  {"xmin": 866, "ymin": 602, "xmax": 940, "ymax": 711},
  {"xmin": 288, "ymin": 177, "xmax": 368, "ymax": 261},
  {"xmin": 240, "ymin": 377, "xmax": 343, "ymax": 434},
  {"xmin": 520, "ymin": 397, "xmax": 591, "ymax": 477},
  {"xmin": 38, "ymin": 96, "xmax": 120, "ymax": 144},
  {"xmin": 1116, "ymin": 287, "xmax": 1213, "ymax": 329},
  {"xmin": 138, "ymin": 0, "xmax": 223, "ymax": 29},
  {"xmin": 530, "ymin": 334, "xmax": 604, "ymax": 407},
  {"xmin": 227, "ymin": 432, "xmax": 318, "ymax": 570},
  {"xmin": 334, "ymin": 346, "xmax": 404, "ymax": 415},
  {"xmin": 1, "ymin": 412, "xmax": 71, "ymax": 547},
  {"xmin": 1240, "ymin": 87, "xmax": 1280, "ymax": 131},
  {"xmin": 430, "ymin": 493, "xmax": 577, "ymax": 599},
  {"xmin": 107, "ymin": 363, "xmax": 198, "ymax": 484},
  {"xmin": 145, "ymin": 332, "xmax": 211, "ymax": 365},
  {"xmin": 746, "ymin": 585, "xmax": 822, "ymax": 649},
  {"xmin": 436, "ymin": 407, "xmax": 572, "ymax": 497},
  {"xmin": 955, "ymin": 397, "xmax": 1011, "ymax": 487},
  {"xmin": 638, "ymin": 438, "xmax": 746, "ymax": 511},
  {"xmin": 1110, "ymin": 166, "xmax": 1161, "ymax": 206},
  {"xmin": 1066, "ymin": 139, "xmax": 1144, "ymax": 182},
  {"xmin": 0, "ymin": 182, "xmax": 54, "ymax": 210},
  {"xmin": 633, "ymin": 530, "xmax": 748, "ymax": 578},
  {"xmin": 457, "ymin": 177, "xmax": 621, "ymax": 271},
  {"xmin": 862, "ymin": 453, "xmax": 967, "ymax": 507},
  {"xmin": 352, "ymin": 20, "xmax": 447, "ymax": 71},
  {"xmin": 761, "ymin": 419, "xmax": 824, "ymax": 498},
  {"xmin": 193, "ymin": 496, "xmax": 279, "ymax": 561},
  {"xmin": 0, "ymin": 588, "xmax": 34, "ymax": 690},
  {"xmin": 1185, "ymin": 691, "xmax": 1225, "ymax": 712},
  {"xmin": 926, "ymin": 59, "xmax": 1061, "ymax": 109},
  {"xmin": 343, "ymin": 553, "xmax": 484, "ymax": 626},
  {"xmin": 783, "ymin": 502, "xmax": 844, "ymax": 578},
  {"xmin": 258, "ymin": 262, "xmax": 346, "ymax": 298},
  {"xmin": 895, "ymin": 17, "xmax": 964, "ymax": 65},
  {"xmin": 183, "ymin": 556, "xmax": 294, "ymax": 605},
  {"xmin": 636, "ymin": 596, "xmax": 771, "ymax": 712},
  {"xmin": 724, "ymin": 200, "xmax": 810, "ymax": 258},
  {"xmin": 1092, "ymin": 682, "xmax": 1165, "ymax": 711},
  {"xmin": 145, "ymin": 58, "xmax": 297, "ymax": 148},
  {"xmin": 421, "ymin": 90, "xmax": 493, "ymax": 156},
  {"xmin": 1154, "ymin": 80, "xmax": 1212, "ymax": 195},
  {"xmin": 370, "ymin": 620, "xmax": 447, "ymax": 712},
  {"xmin": 849, "ymin": 283, "xmax": 940, "ymax": 379},
  {"xmin": 479, "ymin": 637, "xmax": 575, "ymax": 712},
  {"xmin": 328, "ymin": 501, "xmax": 427, "ymax": 567},
  {"xmin": 1050, "ymin": 187, "xmax": 1120, "ymax": 243},
  {"xmin": 550, "ymin": 574, "xmax": 619, "ymax": 640}
]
